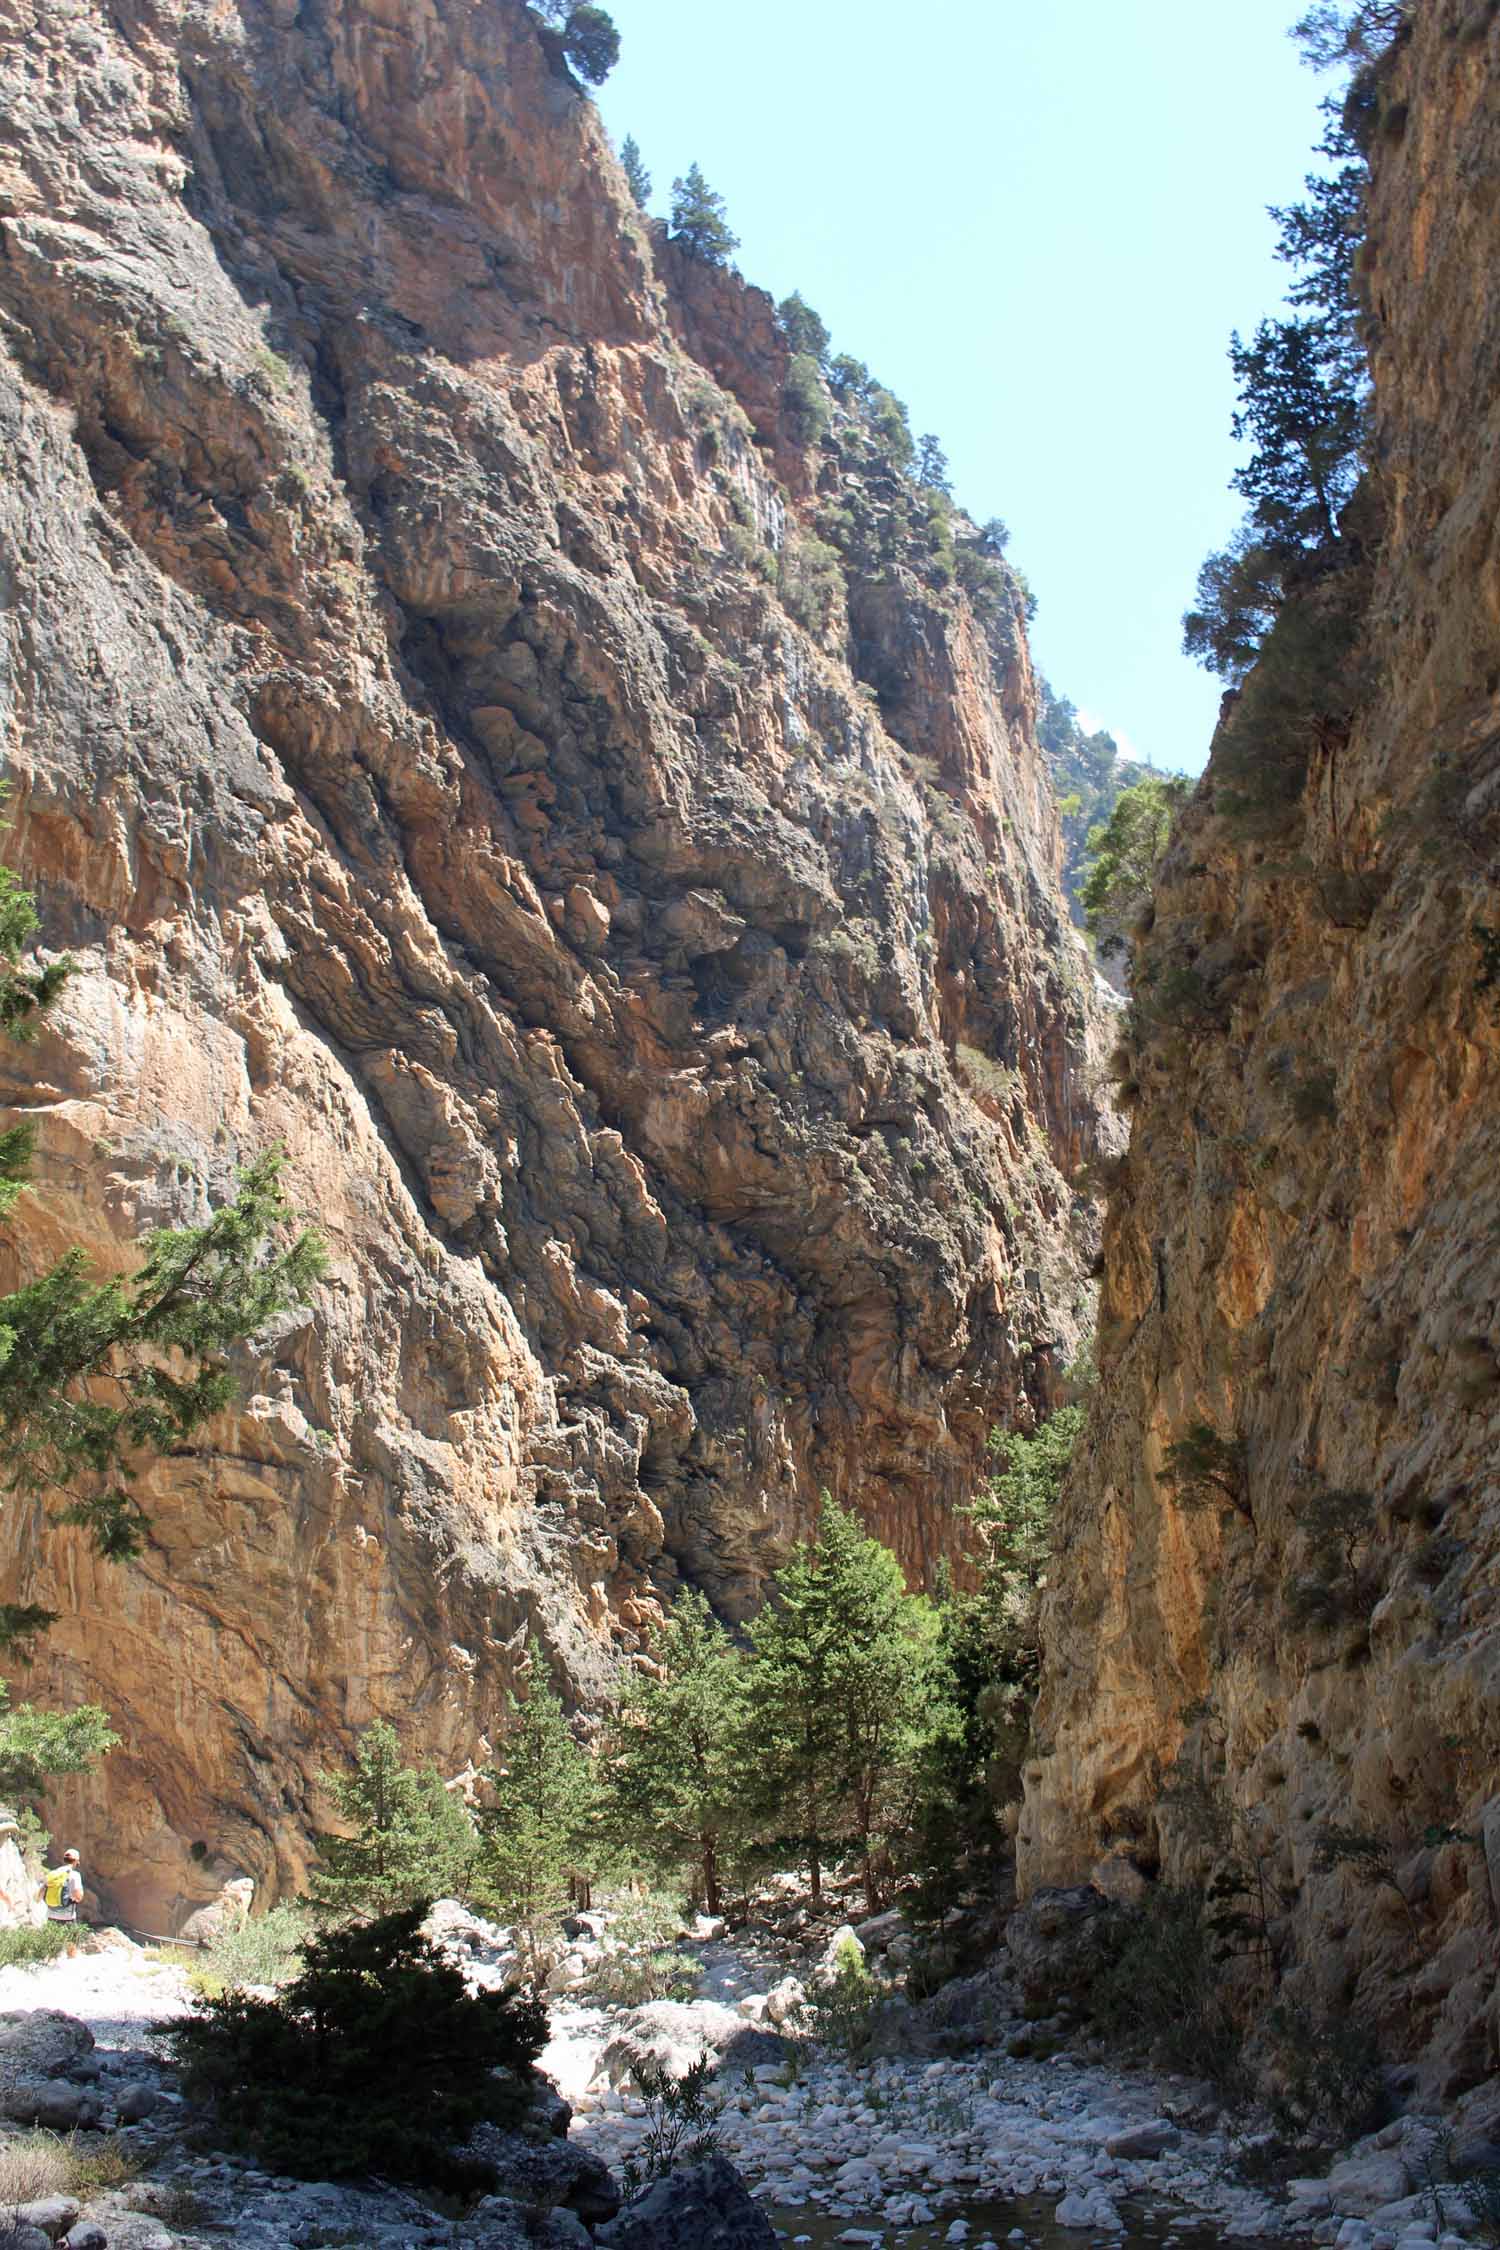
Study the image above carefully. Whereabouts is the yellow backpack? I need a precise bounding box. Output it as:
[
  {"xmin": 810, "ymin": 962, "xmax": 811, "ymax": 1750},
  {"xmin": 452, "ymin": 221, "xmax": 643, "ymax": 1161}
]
[{"xmin": 42, "ymin": 1866, "xmax": 74, "ymax": 1909}]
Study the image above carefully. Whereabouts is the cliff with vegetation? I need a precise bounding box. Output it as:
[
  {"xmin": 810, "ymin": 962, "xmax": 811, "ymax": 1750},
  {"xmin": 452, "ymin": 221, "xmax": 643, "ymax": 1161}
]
[
  {"xmin": 0, "ymin": 0, "xmax": 1106, "ymax": 1922},
  {"xmin": 1023, "ymin": 0, "xmax": 1500, "ymax": 2103}
]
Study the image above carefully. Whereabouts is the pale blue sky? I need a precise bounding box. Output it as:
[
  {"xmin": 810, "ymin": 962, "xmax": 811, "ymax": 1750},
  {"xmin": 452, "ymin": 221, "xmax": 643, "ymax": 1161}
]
[{"xmin": 595, "ymin": 0, "xmax": 1336, "ymax": 775}]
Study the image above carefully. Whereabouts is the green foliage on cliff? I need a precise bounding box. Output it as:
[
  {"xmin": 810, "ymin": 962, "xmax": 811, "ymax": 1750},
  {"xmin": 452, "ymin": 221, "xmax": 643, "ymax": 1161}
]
[
  {"xmin": 308, "ymin": 1721, "xmax": 476, "ymax": 1921},
  {"xmin": 669, "ymin": 164, "xmax": 739, "ymax": 264},
  {"xmin": 1184, "ymin": 12, "xmax": 1395, "ymax": 692},
  {"xmin": 1038, "ymin": 682, "xmax": 1169, "ymax": 930},
  {"xmin": 531, "ymin": 0, "xmax": 621, "ymax": 86},
  {"xmin": 620, "ymin": 134, "xmax": 651, "ymax": 209},
  {"xmin": 1078, "ymin": 773, "xmax": 1192, "ymax": 957},
  {"xmin": 778, "ymin": 292, "xmax": 831, "ymax": 365},
  {"xmin": 0, "ymin": 848, "xmax": 325, "ymax": 1651}
]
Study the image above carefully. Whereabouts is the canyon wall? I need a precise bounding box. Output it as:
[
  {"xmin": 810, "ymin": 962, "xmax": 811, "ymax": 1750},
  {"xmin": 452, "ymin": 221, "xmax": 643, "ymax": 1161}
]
[
  {"xmin": 0, "ymin": 0, "xmax": 1105, "ymax": 1922},
  {"xmin": 1023, "ymin": 0, "xmax": 1500, "ymax": 2099}
]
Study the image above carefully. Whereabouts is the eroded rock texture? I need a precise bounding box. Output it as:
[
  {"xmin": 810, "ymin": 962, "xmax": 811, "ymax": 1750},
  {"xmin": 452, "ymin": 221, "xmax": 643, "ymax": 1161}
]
[
  {"xmin": 0, "ymin": 0, "xmax": 1104, "ymax": 1921},
  {"xmin": 1023, "ymin": 1, "xmax": 1500, "ymax": 2099}
]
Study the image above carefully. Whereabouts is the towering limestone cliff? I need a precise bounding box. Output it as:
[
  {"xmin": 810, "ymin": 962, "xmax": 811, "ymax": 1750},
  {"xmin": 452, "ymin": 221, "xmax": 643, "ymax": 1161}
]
[
  {"xmin": 1024, "ymin": 1, "xmax": 1500, "ymax": 2100},
  {"xmin": 0, "ymin": 0, "xmax": 1104, "ymax": 1921}
]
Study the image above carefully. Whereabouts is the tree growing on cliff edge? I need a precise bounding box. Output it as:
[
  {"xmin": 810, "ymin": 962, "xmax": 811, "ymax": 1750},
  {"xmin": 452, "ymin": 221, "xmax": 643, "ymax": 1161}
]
[
  {"xmin": 669, "ymin": 165, "xmax": 739, "ymax": 266},
  {"xmin": 307, "ymin": 1721, "xmax": 476, "ymax": 1921},
  {"xmin": 599, "ymin": 1589, "xmax": 746, "ymax": 1915},
  {"xmin": 529, "ymin": 0, "xmax": 621, "ymax": 86},
  {"xmin": 474, "ymin": 1641, "xmax": 595, "ymax": 1985},
  {"xmin": 620, "ymin": 134, "xmax": 651, "ymax": 210},
  {"xmin": 778, "ymin": 292, "xmax": 830, "ymax": 366},
  {"xmin": 0, "ymin": 844, "xmax": 325, "ymax": 1651},
  {"xmin": 1078, "ymin": 773, "xmax": 1192, "ymax": 957}
]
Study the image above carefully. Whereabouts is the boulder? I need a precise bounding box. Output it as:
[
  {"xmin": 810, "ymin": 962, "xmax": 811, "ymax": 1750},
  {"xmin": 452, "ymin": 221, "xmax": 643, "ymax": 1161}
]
[
  {"xmin": 1055, "ymin": 2187, "xmax": 1124, "ymax": 2231},
  {"xmin": 763, "ymin": 1977, "xmax": 805, "ymax": 2027},
  {"xmin": 12, "ymin": 2198, "xmax": 78, "ymax": 2243},
  {"xmin": 592, "ymin": 2000, "xmax": 745, "ymax": 2090},
  {"xmin": 1005, "ymin": 1885, "xmax": 1115, "ymax": 2014},
  {"xmin": 465, "ymin": 2124, "xmax": 621, "ymax": 2223},
  {"xmin": 0, "ymin": 2009, "xmax": 94, "ymax": 2075},
  {"xmin": 115, "ymin": 2081, "xmax": 160, "ymax": 2122},
  {"xmin": 594, "ymin": 2155, "xmax": 777, "ymax": 2248},
  {"xmin": 176, "ymin": 1875, "xmax": 254, "ymax": 1947},
  {"xmin": 1325, "ymin": 2151, "xmax": 1412, "ymax": 2216},
  {"xmin": 1105, "ymin": 2119, "xmax": 1180, "ymax": 2159},
  {"xmin": 852, "ymin": 1908, "xmax": 906, "ymax": 1953},
  {"xmin": 2, "ymin": 2077, "xmax": 102, "ymax": 2130},
  {"xmin": 1090, "ymin": 1853, "xmax": 1150, "ymax": 1906}
]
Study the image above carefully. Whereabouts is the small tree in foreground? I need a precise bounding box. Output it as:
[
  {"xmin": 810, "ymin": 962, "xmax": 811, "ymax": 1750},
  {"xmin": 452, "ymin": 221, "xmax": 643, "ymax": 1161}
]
[
  {"xmin": 600, "ymin": 1589, "xmax": 745, "ymax": 1914},
  {"xmin": 165, "ymin": 1903, "xmax": 547, "ymax": 2184},
  {"xmin": 307, "ymin": 1720, "xmax": 475, "ymax": 1921},
  {"xmin": 669, "ymin": 165, "xmax": 739, "ymax": 265},
  {"xmin": 0, "ymin": 840, "xmax": 325, "ymax": 1650},
  {"xmin": 0, "ymin": 1682, "xmax": 116, "ymax": 1803}
]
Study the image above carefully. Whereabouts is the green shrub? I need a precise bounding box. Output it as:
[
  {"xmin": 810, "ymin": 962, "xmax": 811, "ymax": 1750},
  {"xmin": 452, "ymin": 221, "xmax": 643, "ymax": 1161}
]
[
  {"xmin": 1089, "ymin": 1887, "xmax": 1241, "ymax": 2086},
  {"xmin": 778, "ymin": 534, "xmax": 846, "ymax": 638},
  {"xmin": 620, "ymin": 2053, "xmax": 723, "ymax": 2194},
  {"xmin": 0, "ymin": 1922, "xmax": 70, "ymax": 1969},
  {"xmin": 1289, "ymin": 1068, "xmax": 1338, "ymax": 1127},
  {"xmin": 203, "ymin": 1903, "xmax": 309, "ymax": 1991},
  {"xmin": 801, "ymin": 1933, "xmax": 880, "ymax": 2058},
  {"xmin": 1158, "ymin": 1423, "xmax": 1248, "ymax": 1517},
  {"xmin": 1260, "ymin": 1999, "xmax": 1384, "ymax": 2141},
  {"xmin": 782, "ymin": 354, "xmax": 830, "ymax": 448},
  {"xmin": 163, "ymin": 1902, "xmax": 546, "ymax": 2185}
]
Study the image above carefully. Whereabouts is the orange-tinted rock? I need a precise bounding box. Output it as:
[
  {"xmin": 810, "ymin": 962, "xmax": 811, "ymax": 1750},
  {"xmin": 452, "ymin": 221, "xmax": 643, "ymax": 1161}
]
[
  {"xmin": 0, "ymin": 0, "xmax": 1106, "ymax": 1922},
  {"xmin": 1023, "ymin": 5, "xmax": 1500, "ymax": 2098}
]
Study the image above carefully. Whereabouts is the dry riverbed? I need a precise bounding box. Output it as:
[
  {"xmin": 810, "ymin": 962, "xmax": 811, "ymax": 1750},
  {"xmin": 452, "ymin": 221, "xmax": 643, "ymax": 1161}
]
[{"xmin": 0, "ymin": 1908, "xmax": 1484, "ymax": 2250}]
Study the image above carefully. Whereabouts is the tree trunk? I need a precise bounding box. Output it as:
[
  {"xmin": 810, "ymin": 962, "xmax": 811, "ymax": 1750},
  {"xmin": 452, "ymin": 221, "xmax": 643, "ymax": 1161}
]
[
  {"xmin": 702, "ymin": 1836, "xmax": 721, "ymax": 1918},
  {"xmin": 809, "ymin": 1843, "xmax": 822, "ymax": 1902}
]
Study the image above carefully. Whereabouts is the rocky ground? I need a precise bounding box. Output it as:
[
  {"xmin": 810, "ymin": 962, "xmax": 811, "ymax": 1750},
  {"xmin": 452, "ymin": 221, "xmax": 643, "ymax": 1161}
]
[{"xmin": 0, "ymin": 1903, "xmax": 1487, "ymax": 2249}]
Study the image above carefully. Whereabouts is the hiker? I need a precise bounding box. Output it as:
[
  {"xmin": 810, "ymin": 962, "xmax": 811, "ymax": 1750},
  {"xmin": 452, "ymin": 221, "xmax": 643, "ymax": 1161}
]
[{"xmin": 39, "ymin": 1848, "xmax": 85, "ymax": 1957}]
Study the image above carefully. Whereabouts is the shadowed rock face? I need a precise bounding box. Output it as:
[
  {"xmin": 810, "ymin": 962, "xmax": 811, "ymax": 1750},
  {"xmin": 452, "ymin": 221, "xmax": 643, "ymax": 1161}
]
[
  {"xmin": 1023, "ymin": 3, "xmax": 1500, "ymax": 2100},
  {"xmin": 0, "ymin": 0, "xmax": 1105, "ymax": 1921}
]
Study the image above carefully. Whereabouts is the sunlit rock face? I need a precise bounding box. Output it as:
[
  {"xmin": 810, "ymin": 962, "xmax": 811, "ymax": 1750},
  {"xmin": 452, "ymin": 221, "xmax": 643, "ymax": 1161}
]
[
  {"xmin": 0, "ymin": 0, "xmax": 1105, "ymax": 1925},
  {"xmin": 1023, "ymin": 3, "xmax": 1500, "ymax": 2100}
]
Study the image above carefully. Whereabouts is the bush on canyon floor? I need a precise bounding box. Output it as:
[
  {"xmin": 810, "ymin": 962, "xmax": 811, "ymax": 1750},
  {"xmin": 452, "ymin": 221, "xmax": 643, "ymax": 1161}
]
[
  {"xmin": 0, "ymin": 1922, "xmax": 71, "ymax": 1971},
  {"xmin": 620, "ymin": 2053, "xmax": 724, "ymax": 2194},
  {"xmin": 165, "ymin": 1903, "xmax": 546, "ymax": 2185},
  {"xmin": 1088, "ymin": 1887, "xmax": 1243, "ymax": 2089}
]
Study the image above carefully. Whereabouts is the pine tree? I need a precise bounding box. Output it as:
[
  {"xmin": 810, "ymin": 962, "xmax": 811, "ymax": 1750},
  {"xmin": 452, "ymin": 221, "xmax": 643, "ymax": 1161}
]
[
  {"xmin": 620, "ymin": 135, "xmax": 651, "ymax": 210},
  {"xmin": 1228, "ymin": 317, "xmax": 1363, "ymax": 550},
  {"xmin": 747, "ymin": 1495, "xmax": 935, "ymax": 1911},
  {"xmin": 474, "ymin": 1642, "xmax": 595, "ymax": 1984},
  {"xmin": 669, "ymin": 165, "xmax": 739, "ymax": 266},
  {"xmin": 307, "ymin": 1721, "xmax": 475, "ymax": 1921},
  {"xmin": 0, "ymin": 1681, "xmax": 116, "ymax": 1803},
  {"xmin": 917, "ymin": 434, "xmax": 951, "ymax": 493},
  {"xmin": 0, "ymin": 851, "xmax": 325, "ymax": 1650},
  {"xmin": 599, "ymin": 1589, "xmax": 745, "ymax": 1914},
  {"xmin": 777, "ymin": 293, "xmax": 830, "ymax": 366},
  {"xmin": 560, "ymin": 4, "xmax": 618, "ymax": 85}
]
